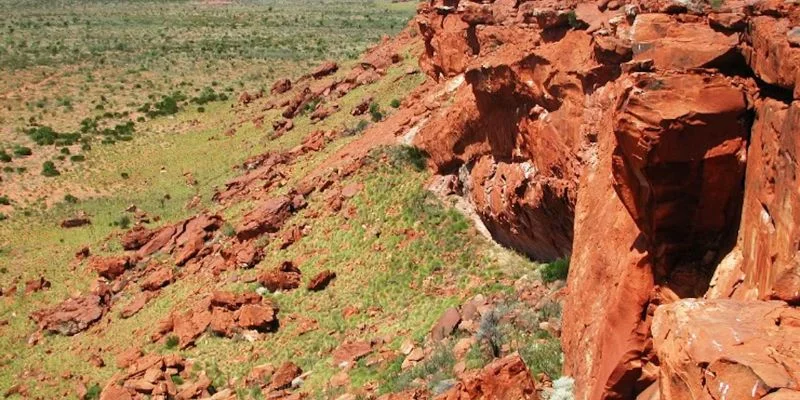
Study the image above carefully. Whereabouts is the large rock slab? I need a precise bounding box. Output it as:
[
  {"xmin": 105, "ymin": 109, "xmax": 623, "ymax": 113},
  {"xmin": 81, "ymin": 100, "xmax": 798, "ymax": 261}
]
[
  {"xmin": 31, "ymin": 294, "xmax": 107, "ymax": 336},
  {"xmin": 652, "ymin": 299, "xmax": 800, "ymax": 399},
  {"xmin": 562, "ymin": 78, "xmax": 656, "ymax": 400},
  {"xmin": 631, "ymin": 14, "xmax": 740, "ymax": 70},
  {"xmin": 612, "ymin": 72, "xmax": 749, "ymax": 265}
]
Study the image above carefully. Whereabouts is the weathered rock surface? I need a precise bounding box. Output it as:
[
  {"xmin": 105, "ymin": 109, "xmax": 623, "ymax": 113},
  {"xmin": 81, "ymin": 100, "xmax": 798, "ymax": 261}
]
[
  {"xmin": 651, "ymin": 299, "xmax": 800, "ymax": 399},
  {"xmin": 31, "ymin": 294, "xmax": 107, "ymax": 335},
  {"xmin": 236, "ymin": 195, "xmax": 304, "ymax": 241},
  {"xmin": 414, "ymin": 1, "xmax": 800, "ymax": 399},
  {"xmin": 153, "ymin": 291, "xmax": 278, "ymax": 348},
  {"xmin": 258, "ymin": 261, "xmax": 302, "ymax": 292},
  {"xmin": 307, "ymin": 270, "xmax": 336, "ymax": 291},
  {"xmin": 436, "ymin": 354, "xmax": 538, "ymax": 400},
  {"xmin": 271, "ymin": 78, "xmax": 292, "ymax": 95},
  {"xmin": 271, "ymin": 362, "xmax": 302, "ymax": 390},
  {"xmin": 311, "ymin": 61, "xmax": 338, "ymax": 79},
  {"xmin": 631, "ymin": 14, "xmax": 739, "ymax": 70},
  {"xmin": 90, "ymin": 256, "xmax": 130, "ymax": 280},
  {"xmin": 612, "ymin": 72, "xmax": 749, "ymax": 269},
  {"xmin": 99, "ymin": 353, "xmax": 219, "ymax": 399}
]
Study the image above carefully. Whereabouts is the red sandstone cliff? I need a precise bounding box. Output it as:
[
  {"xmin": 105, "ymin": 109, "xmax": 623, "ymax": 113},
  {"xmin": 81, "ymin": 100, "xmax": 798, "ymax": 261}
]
[{"xmin": 410, "ymin": 0, "xmax": 800, "ymax": 398}]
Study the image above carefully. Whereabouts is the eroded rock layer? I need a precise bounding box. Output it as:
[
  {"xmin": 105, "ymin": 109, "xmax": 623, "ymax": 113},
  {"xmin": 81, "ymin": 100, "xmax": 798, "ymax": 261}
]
[{"xmin": 412, "ymin": 0, "xmax": 800, "ymax": 399}]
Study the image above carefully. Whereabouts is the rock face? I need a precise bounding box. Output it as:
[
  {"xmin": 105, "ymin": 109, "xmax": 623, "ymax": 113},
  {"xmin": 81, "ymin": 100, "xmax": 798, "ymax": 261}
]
[
  {"xmin": 612, "ymin": 72, "xmax": 749, "ymax": 273},
  {"xmin": 709, "ymin": 99, "xmax": 800, "ymax": 304},
  {"xmin": 651, "ymin": 299, "xmax": 800, "ymax": 399},
  {"xmin": 413, "ymin": 1, "xmax": 800, "ymax": 399}
]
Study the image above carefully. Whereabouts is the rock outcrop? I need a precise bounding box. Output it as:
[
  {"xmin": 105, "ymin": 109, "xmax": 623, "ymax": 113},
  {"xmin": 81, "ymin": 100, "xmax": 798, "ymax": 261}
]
[
  {"xmin": 437, "ymin": 354, "xmax": 538, "ymax": 400},
  {"xmin": 412, "ymin": 0, "xmax": 800, "ymax": 399},
  {"xmin": 651, "ymin": 299, "xmax": 800, "ymax": 398}
]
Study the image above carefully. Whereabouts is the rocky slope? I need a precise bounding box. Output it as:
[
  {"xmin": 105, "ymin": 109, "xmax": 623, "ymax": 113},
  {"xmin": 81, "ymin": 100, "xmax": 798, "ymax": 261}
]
[
  {"xmin": 408, "ymin": 0, "xmax": 800, "ymax": 399},
  {"xmin": 8, "ymin": 0, "xmax": 800, "ymax": 399}
]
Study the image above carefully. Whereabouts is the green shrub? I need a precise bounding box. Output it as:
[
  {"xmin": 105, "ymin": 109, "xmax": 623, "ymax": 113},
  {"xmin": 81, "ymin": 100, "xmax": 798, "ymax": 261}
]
[
  {"xmin": 2, "ymin": 167, "xmax": 12, "ymax": 173},
  {"xmin": 197, "ymin": 106, "xmax": 205, "ymax": 113},
  {"xmin": 540, "ymin": 258, "xmax": 569, "ymax": 283},
  {"xmin": 114, "ymin": 215, "xmax": 131, "ymax": 229},
  {"xmin": 85, "ymin": 384, "xmax": 101, "ymax": 400},
  {"xmin": 369, "ymin": 102, "xmax": 383, "ymax": 122},
  {"xmin": 25, "ymin": 126, "xmax": 80, "ymax": 146},
  {"xmin": 64, "ymin": 194, "xmax": 79, "ymax": 204},
  {"xmin": 0, "ymin": 213, "xmax": 6, "ymax": 221},
  {"xmin": 13, "ymin": 146, "xmax": 32, "ymax": 157},
  {"xmin": 348, "ymin": 119, "xmax": 370, "ymax": 136},
  {"xmin": 539, "ymin": 300, "xmax": 562, "ymax": 320},
  {"xmin": 191, "ymin": 87, "xmax": 220, "ymax": 105},
  {"xmin": 165, "ymin": 335, "xmax": 179, "ymax": 349},
  {"xmin": 390, "ymin": 98, "xmax": 401, "ymax": 108},
  {"xmin": 146, "ymin": 92, "xmax": 185, "ymax": 118},
  {"xmin": 0, "ymin": 152, "xmax": 10, "ymax": 162},
  {"xmin": 566, "ymin": 11, "xmax": 586, "ymax": 29},
  {"xmin": 0, "ymin": 196, "xmax": 9, "ymax": 205},
  {"xmin": 70, "ymin": 155, "xmax": 85, "ymax": 162},
  {"xmin": 41, "ymin": 161, "xmax": 60, "ymax": 177},
  {"xmin": 60, "ymin": 147, "xmax": 70, "ymax": 155},
  {"xmin": 221, "ymin": 222, "xmax": 236, "ymax": 237},
  {"xmin": 25, "ymin": 126, "xmax": 58, "ymax": 145}
]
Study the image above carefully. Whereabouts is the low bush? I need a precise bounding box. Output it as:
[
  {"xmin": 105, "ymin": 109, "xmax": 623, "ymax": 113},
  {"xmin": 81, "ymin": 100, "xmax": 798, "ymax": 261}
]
[
  {"xmin": 41, "ymin": 161, "xmax": 60, "ymax": 177},
  {"xmin": 165, "ymin": 335, "xmax": 179, "ymax": 349},
  {"xmin": 113, "ymin": 215, "xmax": 131, "ymax": 229},
  {"xmin": 540, "ymin": 258, "xmax": 569, "ymax": 283},
  {"xmin": 84, "ymin": 384, "xmax": 101, "ymax": 400},
  {"xmin": 369, "ymin": 102, "xmax": 383, "ymax": 122},
  {"xmin": 25, "ymin": 126, "xmax": 79, "ymax": 146},
  {"xmin": 13, "ymin": 146, "xmax": 32, "ymax": 157}
]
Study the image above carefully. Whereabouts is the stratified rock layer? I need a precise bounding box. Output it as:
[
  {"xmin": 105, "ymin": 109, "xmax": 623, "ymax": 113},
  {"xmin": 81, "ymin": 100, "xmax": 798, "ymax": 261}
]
[{"xmin": 413, "ymin": 1, "xmax": 800, "ymax": 399}]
